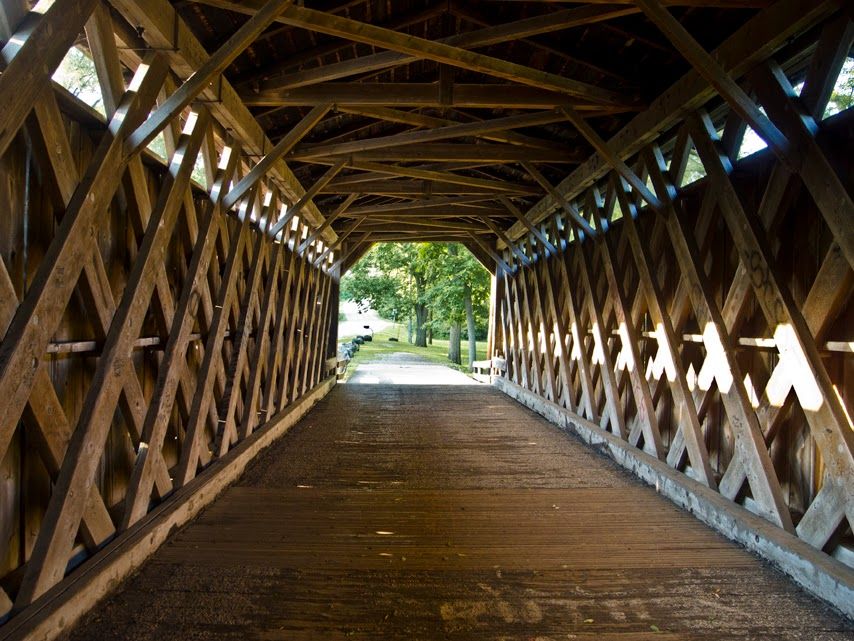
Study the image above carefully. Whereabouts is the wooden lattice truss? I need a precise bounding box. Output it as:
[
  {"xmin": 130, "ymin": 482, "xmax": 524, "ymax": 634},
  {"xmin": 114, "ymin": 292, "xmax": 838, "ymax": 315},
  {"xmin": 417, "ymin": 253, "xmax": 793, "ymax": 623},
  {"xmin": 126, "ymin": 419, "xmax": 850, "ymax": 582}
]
[
  {"xmin": 0, "ymin": 0, "xmax": 851, "ymax": 634},
  {"xmin": 0, "ymin": 0, "xmax": 341, "ymax": 618},
  {"xmin": 493, "ymin": 1, "xmax": 853, "ymax": 613}
]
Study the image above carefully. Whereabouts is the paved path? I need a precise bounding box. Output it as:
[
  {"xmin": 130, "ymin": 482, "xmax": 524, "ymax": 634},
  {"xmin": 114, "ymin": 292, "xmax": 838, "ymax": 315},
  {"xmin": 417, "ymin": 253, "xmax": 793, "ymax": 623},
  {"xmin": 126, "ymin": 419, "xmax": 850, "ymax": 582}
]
[
  {"xmin": 347, "ymin": 352, "xmax": 478, "ymax": 385},
  {"xmin": 63, "ymin": 377, "xmax": 852, "ymax": 640}
]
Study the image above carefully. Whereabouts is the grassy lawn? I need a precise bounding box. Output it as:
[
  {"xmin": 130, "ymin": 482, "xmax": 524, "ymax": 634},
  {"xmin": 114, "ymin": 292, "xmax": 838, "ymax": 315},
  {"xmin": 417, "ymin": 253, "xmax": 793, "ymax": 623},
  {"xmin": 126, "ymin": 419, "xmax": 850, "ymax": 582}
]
[{"xmin": 338, "ymin": 323, "xmax": 487, "ymax": 380}]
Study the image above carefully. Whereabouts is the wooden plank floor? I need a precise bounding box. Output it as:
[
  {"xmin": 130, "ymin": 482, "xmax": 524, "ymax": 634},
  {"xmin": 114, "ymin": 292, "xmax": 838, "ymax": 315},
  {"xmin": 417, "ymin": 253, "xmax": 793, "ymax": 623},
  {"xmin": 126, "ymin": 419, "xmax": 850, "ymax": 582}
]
[{"xmin": 63, "ymin": 382, "xmax": 852, "ymax": 640}]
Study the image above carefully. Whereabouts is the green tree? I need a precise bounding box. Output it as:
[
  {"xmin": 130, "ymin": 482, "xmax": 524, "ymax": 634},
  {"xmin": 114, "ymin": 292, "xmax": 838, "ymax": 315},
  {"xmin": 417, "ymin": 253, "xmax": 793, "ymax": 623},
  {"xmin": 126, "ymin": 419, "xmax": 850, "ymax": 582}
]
[
  {"xmin": 341, "ymin": 242, "xmax": 490, "ymax": 363},
  {"xmin": 422, "ymin": 243, "xmax": 490, "ymax": 366},
  {"xmin": 825, "ymin": 58, "xmax": 854, "ymax": 116},
  {"xmin": 53, "ymin": 47, "xmax": 104, "ymax": 114},
  {"xmin": 341, "ymin": 243, "xmax": 431, "ymax": 346}
]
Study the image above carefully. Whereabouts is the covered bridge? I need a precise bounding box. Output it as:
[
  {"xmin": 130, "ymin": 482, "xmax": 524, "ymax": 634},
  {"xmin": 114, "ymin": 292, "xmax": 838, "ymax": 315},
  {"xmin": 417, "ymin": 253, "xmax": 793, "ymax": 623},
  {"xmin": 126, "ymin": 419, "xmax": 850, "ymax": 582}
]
[{"xmin": 0, "ymin": 0, "xmax": 852, "ymax": 638}]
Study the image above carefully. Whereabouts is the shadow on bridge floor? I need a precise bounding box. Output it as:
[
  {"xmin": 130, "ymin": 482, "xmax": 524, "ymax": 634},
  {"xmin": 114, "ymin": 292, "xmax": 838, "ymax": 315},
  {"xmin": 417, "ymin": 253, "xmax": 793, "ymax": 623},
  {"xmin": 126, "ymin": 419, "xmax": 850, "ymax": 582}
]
[{"xmin": 63, "ymin": 380, "xmax": 852, "ymax": 640}]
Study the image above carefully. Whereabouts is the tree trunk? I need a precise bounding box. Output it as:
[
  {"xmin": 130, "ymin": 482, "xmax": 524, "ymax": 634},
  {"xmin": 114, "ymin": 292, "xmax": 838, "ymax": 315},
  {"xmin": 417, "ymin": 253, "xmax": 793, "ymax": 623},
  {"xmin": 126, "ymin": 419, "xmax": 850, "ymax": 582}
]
[
  {"xmin": 414, "ymin": 273, "xmax": 427, "ymax": 347},
  {"xmin": 427, "ymin": 309, "xmax": 433, "ymax": 345},
  {"xmin": 448, "ymin": 321, "xmax": 461, "ymax": 364},
  {"xmin": 464, "ymin": 284, "xmax": 477, "ymax": 367},
  {"xmin": 415, "ymin": 303, "xmax": 428, "ymax": 347}
]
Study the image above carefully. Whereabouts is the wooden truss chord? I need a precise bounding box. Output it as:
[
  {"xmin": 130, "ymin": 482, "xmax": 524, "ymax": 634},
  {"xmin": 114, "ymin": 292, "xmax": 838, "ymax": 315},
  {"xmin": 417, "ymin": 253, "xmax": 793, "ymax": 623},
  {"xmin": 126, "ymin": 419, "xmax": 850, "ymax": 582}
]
[
  {"xmin": 109, "ymin": 0, "xmax": 336, "ymax": 243},
  {"xmin": 290, "ymin": 143, "xmax": 579, "ymax": 163},
  {"xmin": 128, "ymin": 0, "xmax": 294, "ymax": 153},
  {"xmin": 335, "ymin": 106, "xmax": 571, "ymax": 151},
  {"xmin": 327, "ymin": 162, "xmax": 541, "ymax": 195}
]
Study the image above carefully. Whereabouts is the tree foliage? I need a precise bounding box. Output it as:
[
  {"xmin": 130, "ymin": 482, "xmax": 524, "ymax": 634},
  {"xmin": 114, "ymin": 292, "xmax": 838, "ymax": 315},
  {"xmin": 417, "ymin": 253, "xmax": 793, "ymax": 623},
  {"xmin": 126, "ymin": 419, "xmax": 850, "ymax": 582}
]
[
  {"xmin": 341, "ymin": 242, "xmax": 490, "ymax": 356},
  {"xmin": 825, "ymin": 57, "xmax": 854, "ymax": 116},
  {"xmin": 53, "ymin": 47, "xmax": 104, "ymax": 113}
]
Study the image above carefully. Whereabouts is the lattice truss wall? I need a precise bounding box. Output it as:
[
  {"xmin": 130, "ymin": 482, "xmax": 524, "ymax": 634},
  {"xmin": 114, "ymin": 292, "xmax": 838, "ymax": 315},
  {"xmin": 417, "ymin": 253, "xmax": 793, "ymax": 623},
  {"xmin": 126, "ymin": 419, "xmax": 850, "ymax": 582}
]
[
  {"xmin": 490, "ymin": 5, "xmax": 854, "ymax": 599},
  {"xmin": 0, "ymin": 0, "xmax": 341, "ymax": 620},
  {"xmin": 0, "ymin": 0, "xmax": 853, "ymax": 633}
]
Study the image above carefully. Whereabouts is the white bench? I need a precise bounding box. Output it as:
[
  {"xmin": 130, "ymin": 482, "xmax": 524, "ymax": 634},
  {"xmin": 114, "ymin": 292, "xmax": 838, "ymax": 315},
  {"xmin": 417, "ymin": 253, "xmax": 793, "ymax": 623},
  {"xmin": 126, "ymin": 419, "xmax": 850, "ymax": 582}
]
[{"xmin": 471, "ymin": 357, "xmax": 507, "ymax": 383}]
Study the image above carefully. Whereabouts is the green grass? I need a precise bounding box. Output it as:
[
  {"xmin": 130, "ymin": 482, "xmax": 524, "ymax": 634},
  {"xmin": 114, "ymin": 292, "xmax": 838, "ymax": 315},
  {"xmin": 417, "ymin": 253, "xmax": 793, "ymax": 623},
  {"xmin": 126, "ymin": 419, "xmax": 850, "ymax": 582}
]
[{"xmin": 338, "ymin": 324, "xmax": 487, "ymax": 381}]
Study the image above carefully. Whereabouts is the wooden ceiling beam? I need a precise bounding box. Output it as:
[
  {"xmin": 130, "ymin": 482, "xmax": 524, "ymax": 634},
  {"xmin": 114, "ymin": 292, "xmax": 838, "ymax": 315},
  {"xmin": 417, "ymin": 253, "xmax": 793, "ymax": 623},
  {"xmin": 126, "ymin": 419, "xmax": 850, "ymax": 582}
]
[
  {"xmin": 335, "ymin": 106, "xmax": 570, "ymax": 150},
  {"xmin": 318, "ymin": 181, "xmax": 533, "ymax": 196},
  {"xmin": 128, "ymin": 0, "xmax": 295, "ymax": 153},
  {"xmin": 109, "ymin": 0, "xmax": 337, "ymax": 244},
  {"xmin": 344, "ymin": 195, "xmax": 499, "ymax": 215},
  {"xmin": 345, "ymin": 205, "xmax": 509, "ymax": 217},
  {"xmin": 342, "ymin": 211, "xmax": 514, "ymax": 219},
  {"xmin": 289, "ymin": 110, "xmax": 569, "ymax": 159},
  {"xmin": 358, "ymin": 220, "xmax": 489, "ymax": 233},
  {"xmin": 523, "ymin": 0, "xmax": 770, "ymax": 6},
  {"xmin": 504, "ymin": 0, "xmax": 837, "ymax": 245},
  {"xmin": 448, "ymin": 2, "xmax": 634, "ymax": 87},
  {"xmin": 244, "ymin": 83, "xmax": 621, "ymax": 109},
  {"xmin": 327, "ymin": 161, "xmax": 541, "ymax": 194},
  {"xmin": 196, "ymin": 1, "xmax": 631, "ymax": 105},
  {"xmin": 244, "ymin": 4, "xmax": 638, "ymax": 92},
  {"xmin": 291, "ymin": 143, "xmax": 579, "ymax": 163},
  {"xmin": 347, "ymin": 232, "xmax": 479, "ymax": 243}
]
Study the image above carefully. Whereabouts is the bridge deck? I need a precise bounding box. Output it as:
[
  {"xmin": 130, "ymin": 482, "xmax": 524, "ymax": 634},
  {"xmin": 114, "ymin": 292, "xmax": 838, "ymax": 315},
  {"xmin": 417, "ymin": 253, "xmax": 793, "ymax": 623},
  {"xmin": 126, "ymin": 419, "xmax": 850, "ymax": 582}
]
[{"xmin": 64, "ymin": 380, "xmax": 851, "ymax": 640}]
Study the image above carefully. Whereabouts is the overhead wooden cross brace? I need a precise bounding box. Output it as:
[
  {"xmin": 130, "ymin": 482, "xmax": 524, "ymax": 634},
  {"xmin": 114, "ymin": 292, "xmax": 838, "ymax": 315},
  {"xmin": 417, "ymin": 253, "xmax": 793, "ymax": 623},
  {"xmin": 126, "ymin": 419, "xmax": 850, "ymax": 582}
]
[
  {"xmin": 200, "ymin": 1, "xmax": 630, "ymax": 105},
  {"xmin": 128, "ymin": 0, "xmax": 295, "ymax": 153},
  {"xmin": 289, "ymin": 110, "xmax": 571, "ymax": 159},
  {"xmin": 633, "ymin": 0, "xmax": 789, "ymax": 158},
  {"xmin": 270, "ymin": 157, "xmax": 348, "ymax": 237},
  {"xmin": 223, "ymin": 103, "xmax": 332, "ymax": 211},
  {"xmin": 519, "ymin": 163, "xmax": 596, "ymax": 238},
  {"xmin": 243, "ymin": 4, "xmax": 639, "ymax": 92},
  {"xmin": 298, "ymin": 193, "xmax": 359, "ymax": 255},
  {"xmin": 557, "ymin": 106, "xmax": 660, "ymax": 209},
  {"xmin": 499, "ymin": 196, "xmax": 559, "ymax": 256},
  {"xmin": 315, "ymin": 218, "xmax": 366, "ymax": 267}
]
